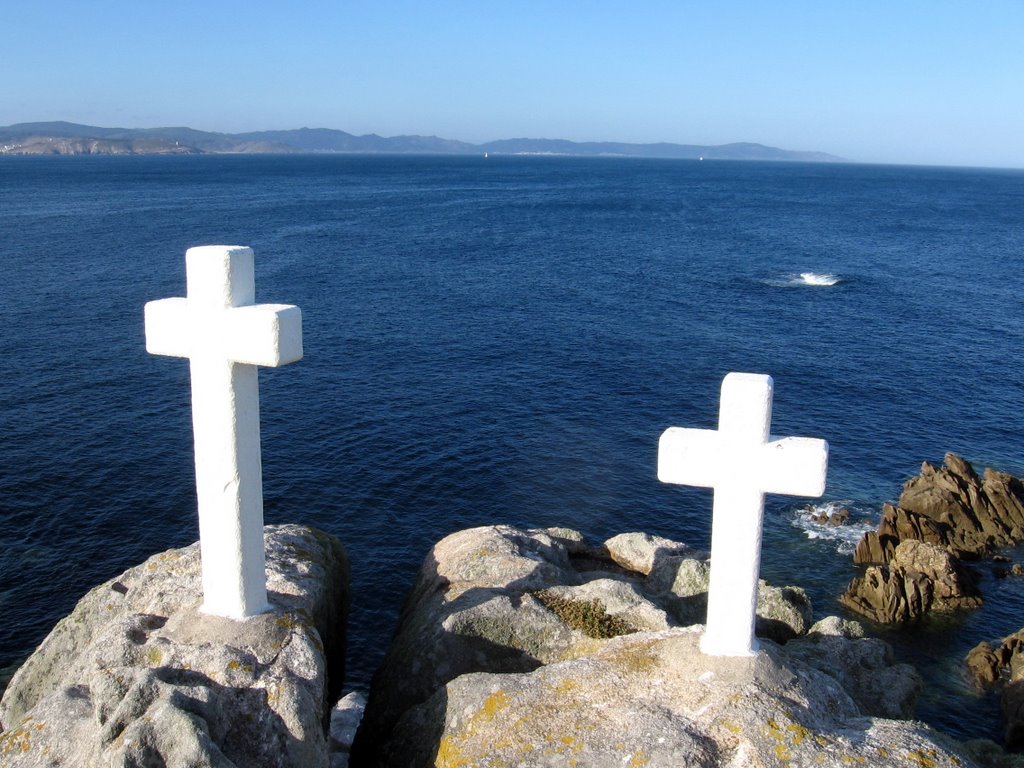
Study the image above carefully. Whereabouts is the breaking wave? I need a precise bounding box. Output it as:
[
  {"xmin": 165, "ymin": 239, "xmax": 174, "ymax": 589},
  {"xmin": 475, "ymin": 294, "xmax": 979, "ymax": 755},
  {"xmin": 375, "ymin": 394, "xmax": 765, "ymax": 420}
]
[
  {"xmin": 759, "ymin": 272, "xmax": 845, "ymax": 288},
  {"xmin": 798, "ymin": 271, "xmax": 842, "ymax": 286},
  {"xmin": 790, "ymin": 500, "xmax": 879, "ymax": 554}
]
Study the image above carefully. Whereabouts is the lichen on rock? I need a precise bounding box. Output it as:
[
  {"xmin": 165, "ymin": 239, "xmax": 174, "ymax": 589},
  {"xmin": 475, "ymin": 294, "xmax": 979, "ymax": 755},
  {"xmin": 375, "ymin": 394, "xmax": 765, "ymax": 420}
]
[
  {"xmin": 0, "ymin": 524, "xmax": 349, "ymax": 768},
  {"xmin": 352, "ymin": 524, "xmax": 952, "ymax": 768}
]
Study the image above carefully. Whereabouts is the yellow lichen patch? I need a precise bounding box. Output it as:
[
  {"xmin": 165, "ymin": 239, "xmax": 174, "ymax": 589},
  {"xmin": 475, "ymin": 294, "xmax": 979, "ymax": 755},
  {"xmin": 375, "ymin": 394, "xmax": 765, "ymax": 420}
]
[
  {"xmin": 605, "ymin": 641, "xmax": 661, "ymax": 675},
  {"xmin": 786, "ymin": 722, "xmax": 811, "ymax": 745},
  {"xmin": 146, "ymin": 647, "xmax": 163, "ymax": 666},
  {"xmin": 227, "ymin": 659, "xmax": 253, "ymax": 674},
  {"xmin": 276, "ymin": 614, "xmax": 299, "ymax": 630},
  {"xmin": 555, "ymin": 678, "xmax": 579, "ymax": 695},
  {"xmin": 0, "ymin": 720, "xmax": 37, "ymax": 754},
  {"xmin": 265, "ymin": 683, "xmax": 280, "ymax": 706},
  {"xmin": 905, "ymin": 749, "xmax": 938, "ymax": 768},
  {"xmin": 479, "ymin": 690, "xmax": 509, "ymax": 721},
  {"xmin": 435, "ymin": 735, "xmax": 468, "ymax": 768},
  {"xmin": 627, "ymin": 751, "xmax": 649, "ymax": 767},
  {"xmin": 839, "ymin": 755, "xmax": 866, "ymax": 765},
  {"xmin": 720, "ymin": 719, "xmax": 742, "ymax": 735}
]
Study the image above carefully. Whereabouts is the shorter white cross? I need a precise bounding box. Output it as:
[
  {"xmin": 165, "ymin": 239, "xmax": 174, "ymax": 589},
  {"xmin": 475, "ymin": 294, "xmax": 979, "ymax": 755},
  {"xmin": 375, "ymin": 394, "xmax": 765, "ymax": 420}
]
[
  {"xmin": 658, "ymin": 373, "xmax": 828, "ymax": 656},
  {"xmin": 145, "ymin": 246, "xmax": 302, "ymax": 619}
]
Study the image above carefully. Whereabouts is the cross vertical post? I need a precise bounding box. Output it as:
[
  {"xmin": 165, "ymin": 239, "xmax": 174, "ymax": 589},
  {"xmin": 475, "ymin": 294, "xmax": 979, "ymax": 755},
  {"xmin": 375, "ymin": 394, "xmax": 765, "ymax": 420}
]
[
  {"xmin": 658, "ymin": 373, "xmax": 828, "ymax": 656},
  {"xmin": 145, "ymin": 246, "xmax": 303, "ymax": 619}
]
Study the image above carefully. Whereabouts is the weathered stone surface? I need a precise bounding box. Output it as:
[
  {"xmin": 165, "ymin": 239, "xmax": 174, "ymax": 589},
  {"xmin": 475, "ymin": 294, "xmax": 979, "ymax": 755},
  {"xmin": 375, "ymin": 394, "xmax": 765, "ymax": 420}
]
[
  {"xmin": 353, "ymin": 525, "xmax": 817, "ymax": 763},
  {"xmin": 899, "ymin": 454, "xmax": 1024, "ymax": 556},
  {"xmin": 648, "ymin": 553, "xmax": 813, "ymax": 641},
  {"xmin": 840, "ymin": 539, "xmax": 982, "ymax": 623},
  {"xmin": 0, "ymin": 524, "xmax": 348, "ymax": 767},
  {"xmin": 372, "ymin": 629, "xmax": 969, "ymax": 768},
  {"xmin": 786, "ymin": 616, "xmax": 922, "ymax": 718},
  {"xmin": 602, "ymin": 531, "xmax": 700, "ymax": 575},
  {"xmin": 854, "ymin": 503, "xmax": 955, "ymax": 565}
]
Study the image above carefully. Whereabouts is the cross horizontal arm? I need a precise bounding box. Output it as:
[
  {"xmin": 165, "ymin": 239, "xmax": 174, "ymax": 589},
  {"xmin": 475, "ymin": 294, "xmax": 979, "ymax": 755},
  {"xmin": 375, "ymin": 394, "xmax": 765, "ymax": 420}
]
[
  {"xmin": 658, "ymin": 428, "xmax": 827, "ymax": 497},
  {"xmin": 144, "ymin": 299, "xmax": 303, "ymax": 367}
]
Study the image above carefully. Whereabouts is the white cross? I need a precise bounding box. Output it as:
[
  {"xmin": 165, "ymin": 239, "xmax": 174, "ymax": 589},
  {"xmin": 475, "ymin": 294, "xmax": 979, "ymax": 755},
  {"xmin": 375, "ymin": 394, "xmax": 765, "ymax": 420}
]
[
  {"xmin": 144, "ymin": 246, "xmax": 303, "ymax": 619},
  {"xmin": 658, "ymin": 373, "xmax": 828, "ymax": 656}
]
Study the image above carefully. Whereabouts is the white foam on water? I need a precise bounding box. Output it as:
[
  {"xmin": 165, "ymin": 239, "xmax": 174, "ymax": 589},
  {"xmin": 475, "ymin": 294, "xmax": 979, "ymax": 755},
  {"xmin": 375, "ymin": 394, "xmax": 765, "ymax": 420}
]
[
  {"xmin": 798, "ymin": 271, "xmax": 842, "ymax": 286},
  {"xmin": 757, "ymin": 272, "xmax": 845, "ymax": 288},
  {"xmin": 790, "ymin": 500, "xmax": 879, "ymax": 554}
]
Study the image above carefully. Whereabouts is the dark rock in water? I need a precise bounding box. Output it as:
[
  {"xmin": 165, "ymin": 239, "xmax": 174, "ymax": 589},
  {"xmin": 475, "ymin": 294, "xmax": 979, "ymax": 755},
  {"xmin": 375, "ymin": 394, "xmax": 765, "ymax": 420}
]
[
  {"xmin": 845, "ymin": 455, "xmax": 1024, "ymax": 625},
  {"xmin": 352, "ymin": 525, "xmax": 976, "ymax": 768},
  {"xmin": 963, "ymin": 629, "xmax": 1024, "ymax": 750},
  {"xmin": 899, "ymin": 454, "xmax": 1024, "ymax": 555},
  {"xmin": 840, "ymin": 539, "xmax": 983, "ymax": 623},
  {"xmin": 967, "ymin": 641, "xmax": 1004, "ymax": 687},
  {"xmin": 0, "ymin": 525, "xmax": 349, "ymax": 767},
  {"xmin": 810, "ymin": 505, "xmax": 850, "ymax": 526},
  {"xmin": 854, "ymin": 503, "xmax": 956, "ymax": 565}
]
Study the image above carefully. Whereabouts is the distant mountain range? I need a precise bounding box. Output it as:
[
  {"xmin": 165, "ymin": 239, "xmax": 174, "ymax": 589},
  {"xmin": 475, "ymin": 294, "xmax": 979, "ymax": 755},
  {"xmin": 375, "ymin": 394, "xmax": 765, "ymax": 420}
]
[{"xmin": 0, "ymin": 121, "xmax": 844, "ymax": 162}]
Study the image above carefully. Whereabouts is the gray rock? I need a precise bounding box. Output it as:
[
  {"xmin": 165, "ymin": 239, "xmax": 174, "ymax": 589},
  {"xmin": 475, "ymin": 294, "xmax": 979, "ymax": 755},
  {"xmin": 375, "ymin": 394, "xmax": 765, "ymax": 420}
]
[
  {"xmin": 353, "ymin": 524, "xmax": 834, "ymax": 765},
  {"xmin": 603, "ymin": 531, "xmax": 700, "ymax": 575},
  {"xmin": 650, "ymin": 555, "xmax": 813, "ymax": 641},
  {"xmin": 377, "ymin": 629, "xmax": 972, "ymax": 768},
  {"xmin": 329, "ymin": 690, "xmax": 366, "ymax": 768},
  {"xmin": 0, "ymin": 524, "xmax": 349, "ymax": 768},
  {"xmin": 787, "ymin": 616, "xmax": 923, "ymax": 718}
]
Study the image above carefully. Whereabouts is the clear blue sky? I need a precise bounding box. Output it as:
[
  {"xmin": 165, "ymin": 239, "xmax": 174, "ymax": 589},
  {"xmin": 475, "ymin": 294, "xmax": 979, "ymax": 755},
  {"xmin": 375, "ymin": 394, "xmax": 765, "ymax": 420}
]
[{"xmin": 2, "ymin": 1, "xmax": 1022, "ymax": 168}]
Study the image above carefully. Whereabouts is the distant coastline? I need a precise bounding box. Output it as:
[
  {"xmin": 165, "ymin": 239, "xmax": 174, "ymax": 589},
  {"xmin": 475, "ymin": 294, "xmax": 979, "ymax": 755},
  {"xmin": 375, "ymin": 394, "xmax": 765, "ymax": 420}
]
[{"xmin": 0, "ymin": 121, "xmax": 845, "ymax": 162}]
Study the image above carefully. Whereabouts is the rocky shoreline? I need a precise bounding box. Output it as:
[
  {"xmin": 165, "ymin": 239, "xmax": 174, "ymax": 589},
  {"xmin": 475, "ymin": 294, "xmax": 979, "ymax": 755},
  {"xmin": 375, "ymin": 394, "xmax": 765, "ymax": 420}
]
[
  {"xmin": 843, "ymin": 453, "xmax": 1024, "ymax": 622},
  {"xmin": 4, "ymin": 458, "xmax": 1024, "ymax": 766}
]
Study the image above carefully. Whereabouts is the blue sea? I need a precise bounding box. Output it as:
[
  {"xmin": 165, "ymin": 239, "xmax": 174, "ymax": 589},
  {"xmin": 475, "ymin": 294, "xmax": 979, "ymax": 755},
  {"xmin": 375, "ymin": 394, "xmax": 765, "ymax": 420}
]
[{"xmin": 1, "ymin": 155, "xmax": 1022, "ymax": 742}]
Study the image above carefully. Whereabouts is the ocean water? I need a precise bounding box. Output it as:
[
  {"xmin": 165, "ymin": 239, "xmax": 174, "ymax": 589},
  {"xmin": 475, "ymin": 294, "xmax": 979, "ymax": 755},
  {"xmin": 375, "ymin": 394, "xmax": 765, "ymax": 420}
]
[{"xmin": 1, "ymin": 155, "xmax": 1022, "ymax": 742}]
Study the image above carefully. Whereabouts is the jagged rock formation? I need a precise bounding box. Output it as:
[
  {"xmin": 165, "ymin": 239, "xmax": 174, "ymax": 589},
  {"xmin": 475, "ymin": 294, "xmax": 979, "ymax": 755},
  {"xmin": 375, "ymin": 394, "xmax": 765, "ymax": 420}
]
[
  {"xmin": 900, "ymin": 454, "xmax": 1024, "ymax": 554},
  {"xmin": 352, "ymin": 524, "xmax": 946, "ymax": 767},
  {"xmin": 840, "ymin": 539, "xmax": 982, "ymax": 623},
  {"xmin": 842, "ymin": 454, "xmax": 1024, "ymax": 623},
  {"xmin": 967, "ymin": 629, "xmax": 1024, "ymax": 750},
  {"xmin": 0, "ymin": 525, "xmax": 349, "ymax": 767}
]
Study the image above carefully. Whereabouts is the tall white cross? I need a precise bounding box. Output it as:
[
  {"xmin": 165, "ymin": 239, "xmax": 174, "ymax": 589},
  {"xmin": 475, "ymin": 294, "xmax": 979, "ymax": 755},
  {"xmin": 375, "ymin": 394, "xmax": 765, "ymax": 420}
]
[
  {"xmin": 658, "ymin": 373, "xmax": 828, "ymax": 656},
  {"xmin": 145, "ymin": 246, "xmax": 303, "ymax": 619}
]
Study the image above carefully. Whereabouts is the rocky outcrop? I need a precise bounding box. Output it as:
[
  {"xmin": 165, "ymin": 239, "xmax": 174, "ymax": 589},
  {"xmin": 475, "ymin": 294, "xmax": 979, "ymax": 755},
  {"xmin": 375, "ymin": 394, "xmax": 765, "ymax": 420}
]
[
  {"xmin": 966, "ymin": 629, "xmax": 1024, "ymax": 750},
  {"xmin": 843, "ymin": 455, "xmax": 1023, "ymax": 624},
  {"xmin": 853, "ymin": 502, "xmax": 956, "ymax": 565},
  {"xmin": 376, "ymin": 629, "xmax": 966, "ymax": 768},
  {"xmin": 0, "ymin": 524, "xmax": 349, "ymax": 767},
  {"xmin": 351, "ymin": 524, "xmax": 951, "ymax": 767},
  {"xmin": 900, "ymin": 454, "xmax": 1024, "ymax": 556},
  {"xmin": 840, "ymin": 538, "xmax": 982, "ymax": 623},
  {"xmin": 785, "ymin": 616, "xmax": 922, "ymax": 718}
]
